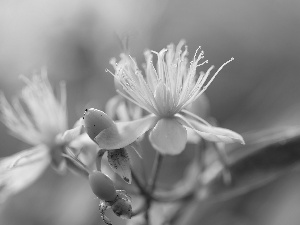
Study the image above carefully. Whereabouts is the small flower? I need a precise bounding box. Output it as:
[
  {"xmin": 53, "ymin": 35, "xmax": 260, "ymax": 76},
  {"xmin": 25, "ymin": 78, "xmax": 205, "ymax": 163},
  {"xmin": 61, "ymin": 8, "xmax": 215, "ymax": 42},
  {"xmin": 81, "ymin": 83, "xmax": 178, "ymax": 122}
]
[
  {"xmin": 96, "ymin": 40, "xmax": 244, "ymax": 155},
  {"xmin": 0, "ymin": 69, "xmax": 84, "ymax": 203}
]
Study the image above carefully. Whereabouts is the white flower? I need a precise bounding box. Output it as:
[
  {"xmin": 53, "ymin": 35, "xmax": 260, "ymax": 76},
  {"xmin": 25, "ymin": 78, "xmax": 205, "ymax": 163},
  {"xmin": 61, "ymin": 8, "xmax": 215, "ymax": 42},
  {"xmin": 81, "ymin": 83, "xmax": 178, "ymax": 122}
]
[
  {"xmin": 0, "ymin": 69, "xmax": 67, "ymax": 146},
  {"xmin": 95, "ymin": 40, "xmax": 244, "ymax": 155},
  {"xmin": 0, "ymin": 69, "xmax": 83, "ymax": 203}
]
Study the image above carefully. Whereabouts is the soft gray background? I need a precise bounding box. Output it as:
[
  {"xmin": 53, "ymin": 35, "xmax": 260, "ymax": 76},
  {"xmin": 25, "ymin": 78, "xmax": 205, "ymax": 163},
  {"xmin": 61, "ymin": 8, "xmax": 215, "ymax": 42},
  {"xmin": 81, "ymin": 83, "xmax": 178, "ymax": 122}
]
[{"xmin": 0, "ymin": 0, "xmax": 300, "ymax": 224}]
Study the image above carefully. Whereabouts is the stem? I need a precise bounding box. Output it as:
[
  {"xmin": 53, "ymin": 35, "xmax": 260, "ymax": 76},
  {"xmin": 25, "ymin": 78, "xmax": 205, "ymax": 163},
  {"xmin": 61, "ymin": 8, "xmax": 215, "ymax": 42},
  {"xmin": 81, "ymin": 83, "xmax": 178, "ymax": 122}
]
[
  {"xmin": 147, "ymin": 152, "xmax": 163, "ymax": 191},
  {"xmin": 96, "ymin": 149, "xmax": 107, "ymax": 171},
  {"xmin": 131, "ymin": 153, "xmax": 164, "ymax": 220},
  {"xmin": 62, "ymin": 153, "xmax": 89, "ymax": 178},
  {"xmin": 131, "ymin": 169, "xmax": 151, "ymax": 217},
  {"xmin": 162, "ymin": 198, "xmax": 192, "ymax": 225},
  {"xmin": 212, "ymin": 143, "xmax": 232, "ymax": 184},
  {"xmin": 144, "ymin": 152, "xmax": 163, "ymax": 225},
  {"xmin": 131, "ymin": 169, "xmax": 149, "ymax": 196}
]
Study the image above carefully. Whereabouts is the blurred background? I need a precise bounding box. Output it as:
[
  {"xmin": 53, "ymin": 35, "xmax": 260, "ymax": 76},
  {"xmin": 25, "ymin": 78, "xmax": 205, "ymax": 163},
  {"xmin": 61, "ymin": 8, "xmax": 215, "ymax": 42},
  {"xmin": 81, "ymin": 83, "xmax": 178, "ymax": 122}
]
[{"xmin": 0, "ymin": 0, "xmax": 300, "ymax": 224}]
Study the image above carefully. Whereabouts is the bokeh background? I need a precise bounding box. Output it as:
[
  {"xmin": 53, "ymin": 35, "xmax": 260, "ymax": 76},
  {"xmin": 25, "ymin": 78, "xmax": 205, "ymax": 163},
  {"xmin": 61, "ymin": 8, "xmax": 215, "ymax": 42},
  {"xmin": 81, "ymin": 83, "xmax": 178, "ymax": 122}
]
[{"xmin": 0, "ymin": 0, "xmax": 300, "ymax": 224}]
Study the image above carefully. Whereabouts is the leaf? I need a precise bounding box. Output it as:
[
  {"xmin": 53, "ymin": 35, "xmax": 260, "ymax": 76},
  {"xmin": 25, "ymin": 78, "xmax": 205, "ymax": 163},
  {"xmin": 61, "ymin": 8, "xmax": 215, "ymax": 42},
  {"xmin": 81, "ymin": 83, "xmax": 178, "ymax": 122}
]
[
  {"xmin": 0, "ymin": 146, "xmax": 50, "ymax": 203},
  {"xmin": 107, "ymin": 148, "xmax": 131, "ymax": 184},
  {"xmin": 198, "ymin": 129, "xmax": 300, "ymax": 202}
]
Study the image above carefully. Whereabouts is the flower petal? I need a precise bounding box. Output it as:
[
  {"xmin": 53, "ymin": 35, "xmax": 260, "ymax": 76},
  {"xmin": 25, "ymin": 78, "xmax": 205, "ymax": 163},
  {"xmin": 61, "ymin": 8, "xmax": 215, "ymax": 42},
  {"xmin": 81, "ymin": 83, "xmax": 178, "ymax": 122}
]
[
  {"xmin": 176, "ymin": 115, "xmax": 245, "ymax": 144},
  {"xmin": 149, "ymin": 118, "xmax": 187, "ymax": 155},
  {"xmin": 0, "ymin": 145, "xmax": 50, "ymax": 203},
  {"xmin": 61, "ymin": 123, "xmax": 84, "ymax": 143},
  {"xmin": 105, "ymin": 95, "xmax": 123, "ymax": 120},
  {"xmin": 107, "ymin": 148, "xmax": 131, "ymax": 184},
  {"xmin": 68, "ymin": 133, "xmax": 98, "ymax": 168},
  {"xmin": 186, "ymin": 126, "xmax": 201, "ymax": 144},
  {"xmin": 95, "ymin": 115, "xmax": 158, "ymax": 150}
]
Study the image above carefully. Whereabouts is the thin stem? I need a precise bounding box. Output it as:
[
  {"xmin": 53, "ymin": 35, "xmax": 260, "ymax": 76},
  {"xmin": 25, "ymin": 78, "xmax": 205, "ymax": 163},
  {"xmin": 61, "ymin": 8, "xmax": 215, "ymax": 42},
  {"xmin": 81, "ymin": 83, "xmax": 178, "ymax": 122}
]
[
  {"xmin": 96, "ymin": 149, "xmax": 107, "ymax": 171},
  {"xmin": 64, "ymin": 147, "xmax": 89, "ymax": 171},
  {"xmin": 131, "ymin": 169, "xmax": 150, "ymax": 217},
  {"xmin": 131, "ymin": 169, "xmax": 149, "ymax": 196},
  {"xmin": 144, "ymin": 207, "xmax": 150, "ymax": 225},
  {"xmin": 131, "ymin": 153, "xmax": 164, "ymax": 220},
  {"xmin": 144, "ymin": 152, "xmax": 163, "ymax": 225},
  {"xmin": 212, "ymin": 143, "xmax": 232, "ymax": 184},
  {"xmin": 61, "ymin": 153, "xmax": 89, "ymax": 178},
  {"xmin": 147, "ymin": 152, "xmax": 163, "ymax": 191}
]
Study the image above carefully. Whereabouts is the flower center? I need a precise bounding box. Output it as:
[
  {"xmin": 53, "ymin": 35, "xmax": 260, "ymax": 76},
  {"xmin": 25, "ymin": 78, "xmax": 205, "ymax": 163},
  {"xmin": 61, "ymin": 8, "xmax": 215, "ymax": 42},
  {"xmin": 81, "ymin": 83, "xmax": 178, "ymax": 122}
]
[{"xmin": 109, "ymin": 40, "xmax": 234, "ymax": 119}]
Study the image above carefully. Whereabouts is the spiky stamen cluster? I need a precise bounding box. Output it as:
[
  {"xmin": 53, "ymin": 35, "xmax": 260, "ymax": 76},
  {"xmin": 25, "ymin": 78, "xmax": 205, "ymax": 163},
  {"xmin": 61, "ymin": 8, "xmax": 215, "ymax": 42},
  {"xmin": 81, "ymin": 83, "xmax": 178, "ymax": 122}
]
[
  {"xmin": 0, "ymin": 69, "xmax": 67, "ymax": 146},
  {"xmin": 108, "ymin": 40, "xmax": 233, "ymax": 118}
]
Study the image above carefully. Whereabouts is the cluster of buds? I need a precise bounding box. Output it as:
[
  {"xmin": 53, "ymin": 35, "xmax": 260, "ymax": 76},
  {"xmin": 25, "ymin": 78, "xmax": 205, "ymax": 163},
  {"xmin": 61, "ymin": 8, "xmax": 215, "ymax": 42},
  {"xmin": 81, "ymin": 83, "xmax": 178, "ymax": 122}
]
[
  {"xmin": 89, "ymin": 170, "xmax": 132, "ymax": 225},
  {"xmin": 84, "ymin": 108, "xmax": 133, "ymax": 224}
]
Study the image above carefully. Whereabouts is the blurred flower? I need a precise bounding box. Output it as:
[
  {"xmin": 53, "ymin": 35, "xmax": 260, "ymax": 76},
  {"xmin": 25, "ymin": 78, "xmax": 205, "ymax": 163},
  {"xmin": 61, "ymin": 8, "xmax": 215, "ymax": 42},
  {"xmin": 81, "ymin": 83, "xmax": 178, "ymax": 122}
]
[
  {"xmin": 95, "ymin": 40, "xmax": 244, "ymax": 155},
  {"xmin": 105, "ymin": 94, "xmax": 145, "ymax": 147},
  {"xmin": 0, "ymin": 69, "xmax": 86, "ymax": 203},
  {"xmin": 105, "ymin": 95, "xmax": 143, "ymax": 122}
]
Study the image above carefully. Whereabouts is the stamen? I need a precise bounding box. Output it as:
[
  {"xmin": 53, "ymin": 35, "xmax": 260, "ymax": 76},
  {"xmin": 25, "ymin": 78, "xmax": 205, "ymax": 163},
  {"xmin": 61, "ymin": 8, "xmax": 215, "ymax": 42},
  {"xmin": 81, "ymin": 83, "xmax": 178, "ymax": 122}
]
[
  {"xmin": 116, "ymin": 90, "xmax": 156, "ymax": 114},
  {"xmin": 193, "ymin": 46, "xmax": 201, "ymax": 62},
  {"xmin": 105, "ymin": 68, "xmax": 115, "ymax": 76},
  {"xmin": 109, "ymin": 58, "xmax": 118, "ymax": 69},
  {"xmin": 196, "ymin": 60, "xmax": 208, "ymax": 68},
  {"xmin": 110, "ymin": 42, "xmax": 234, "ymax": 119},
  {"xmin": 150, "ymin": 50, "xmax": 158, "ymax": 55}
]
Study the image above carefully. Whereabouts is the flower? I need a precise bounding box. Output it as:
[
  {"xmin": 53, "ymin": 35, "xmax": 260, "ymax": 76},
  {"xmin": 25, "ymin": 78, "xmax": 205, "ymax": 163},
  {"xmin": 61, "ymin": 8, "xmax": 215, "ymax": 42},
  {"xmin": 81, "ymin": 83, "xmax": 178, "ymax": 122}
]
[
  {"xmin": 0, "ymin": 69, "xmax": 84, "ymax": 203},
  {"xmin": 0, "ymin": 69, "xmax": 68, "ymax": 146},
  {"xmin": 96, "ymin": 40, "xmax": 244, "ymax": 155}
]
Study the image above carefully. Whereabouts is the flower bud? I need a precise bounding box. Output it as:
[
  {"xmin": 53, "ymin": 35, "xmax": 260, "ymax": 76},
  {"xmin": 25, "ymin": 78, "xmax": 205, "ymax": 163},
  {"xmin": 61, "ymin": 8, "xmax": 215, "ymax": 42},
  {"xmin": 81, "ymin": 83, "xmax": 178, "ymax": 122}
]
[
  {"xmin": 88, "ymin": 170, "xmax": 117, "ymax": 201},
  {"xmin": 83, "ymin": 108, "xmax": 115, "ymax": 140},
  {"xmin": 111, "ymin": 197, "xmax": 132, "ymax": 219}
]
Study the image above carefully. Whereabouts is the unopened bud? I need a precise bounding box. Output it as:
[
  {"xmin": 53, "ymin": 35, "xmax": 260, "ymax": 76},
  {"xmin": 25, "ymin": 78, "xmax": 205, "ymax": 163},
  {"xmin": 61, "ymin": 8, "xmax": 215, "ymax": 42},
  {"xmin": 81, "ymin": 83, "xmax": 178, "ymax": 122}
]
[
  {"xmin": 111, "ymin": 197, "xmax": 132, "ymax": 219},
  {"xmin": 88, "ymin": 170, "xmax": 117, "ymax": 201},
  {"xmin": 83, "ymin": 108, "xmax": 115, "ymax": 141}
]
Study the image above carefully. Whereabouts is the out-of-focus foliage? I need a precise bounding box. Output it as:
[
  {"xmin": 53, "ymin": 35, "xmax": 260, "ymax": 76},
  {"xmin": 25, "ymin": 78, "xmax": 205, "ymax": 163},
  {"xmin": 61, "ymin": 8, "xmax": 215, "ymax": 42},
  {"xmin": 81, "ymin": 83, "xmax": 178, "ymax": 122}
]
[{"xmin": 200, "ymin": 128, "xmax": 300, "ymax": 202}]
